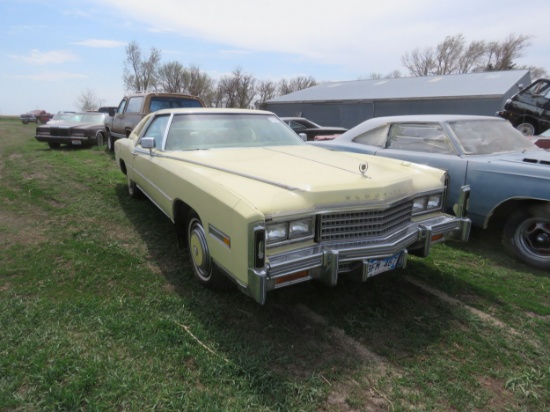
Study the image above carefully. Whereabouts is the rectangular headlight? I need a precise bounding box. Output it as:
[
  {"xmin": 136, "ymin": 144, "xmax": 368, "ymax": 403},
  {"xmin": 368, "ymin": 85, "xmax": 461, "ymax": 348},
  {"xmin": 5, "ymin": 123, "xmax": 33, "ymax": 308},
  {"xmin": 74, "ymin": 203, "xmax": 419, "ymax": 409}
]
[
  {"xmin": 289, "ymin": 218, "xmax": 313, "ymax": 239},
  {"xmin": 266, "ymin": 222, "xmax": 287, "ymax": 243},
  {"xmin": 427, "ymin": 195, "xmax": 442, "ymax": 209},
  {"xmin": 413, "ymin": 193, "xmax": 443, "ymax": 215},
  {"xmin": 412, "ymin": 197, "xmax": 428, "ymax": 214},
  {"xmin": 266, "ymin": 217, "xmax": 315, "ymax": 245}
]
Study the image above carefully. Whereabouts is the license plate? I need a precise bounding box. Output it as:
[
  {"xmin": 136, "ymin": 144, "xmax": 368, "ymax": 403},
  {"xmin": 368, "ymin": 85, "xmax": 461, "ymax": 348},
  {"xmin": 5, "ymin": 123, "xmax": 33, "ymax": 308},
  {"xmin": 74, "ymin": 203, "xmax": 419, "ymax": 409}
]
[
  {"xmin": 367, "ymin": 253, "xmax": 400, "ymax": 277},
  {"xmin": 71, "ymin": 140, "xmax": 82, "ymax": 145}
]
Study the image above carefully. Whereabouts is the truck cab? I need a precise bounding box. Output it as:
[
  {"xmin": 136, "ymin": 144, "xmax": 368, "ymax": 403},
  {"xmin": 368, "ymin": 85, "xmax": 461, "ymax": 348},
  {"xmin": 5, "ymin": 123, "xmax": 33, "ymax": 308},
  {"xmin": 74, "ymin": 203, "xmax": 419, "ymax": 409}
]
[{"xmin": 106, "ymin": 92, "xmax": 205, "ymax": 151}]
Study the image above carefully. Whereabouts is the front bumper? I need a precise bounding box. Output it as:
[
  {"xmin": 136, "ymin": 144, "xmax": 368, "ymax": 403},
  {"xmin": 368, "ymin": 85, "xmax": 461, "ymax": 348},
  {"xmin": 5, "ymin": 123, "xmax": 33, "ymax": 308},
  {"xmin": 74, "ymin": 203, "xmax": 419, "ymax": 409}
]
[
  {"xmin": 244, "ymin": 186, "xmax": 471, "ymax": 304},
  {"xmin": 35, "ymin": 135, "xmax": 93, "ymax": 145}
]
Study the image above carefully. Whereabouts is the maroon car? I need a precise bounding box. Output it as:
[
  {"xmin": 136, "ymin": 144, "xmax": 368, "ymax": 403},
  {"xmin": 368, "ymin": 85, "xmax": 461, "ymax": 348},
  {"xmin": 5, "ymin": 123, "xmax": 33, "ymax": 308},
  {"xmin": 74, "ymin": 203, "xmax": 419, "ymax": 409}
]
[{"xmin": 19, "ymin": 110, "xmax": 54, "ymax": 124}]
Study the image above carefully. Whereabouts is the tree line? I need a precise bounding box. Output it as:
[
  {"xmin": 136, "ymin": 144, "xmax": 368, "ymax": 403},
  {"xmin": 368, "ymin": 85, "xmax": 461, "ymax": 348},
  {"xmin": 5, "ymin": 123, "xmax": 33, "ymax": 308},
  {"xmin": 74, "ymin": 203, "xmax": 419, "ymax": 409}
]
[
  {"xmin": 78, "ymin": 34, "xmax": 547, "ymax": 111},
  {"xmin": 121, "ymin": 41, "xmax": 317, "ymax": 109}
]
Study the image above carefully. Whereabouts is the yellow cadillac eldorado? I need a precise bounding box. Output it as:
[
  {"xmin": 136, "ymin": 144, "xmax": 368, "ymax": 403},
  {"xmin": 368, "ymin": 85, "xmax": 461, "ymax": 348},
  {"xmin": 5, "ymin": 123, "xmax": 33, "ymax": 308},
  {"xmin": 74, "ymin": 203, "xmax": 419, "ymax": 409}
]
[{"xmin": 115, "ymin": 108, "xmax": 471, "ymax": 304}]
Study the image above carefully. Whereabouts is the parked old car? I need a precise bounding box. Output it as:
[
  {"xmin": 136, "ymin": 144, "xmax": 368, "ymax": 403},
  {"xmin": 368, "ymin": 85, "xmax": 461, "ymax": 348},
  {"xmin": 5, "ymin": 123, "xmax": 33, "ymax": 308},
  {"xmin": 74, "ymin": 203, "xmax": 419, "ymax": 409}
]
[
  {"xmin": 311, "ymin": 114, "xmax": 550, "ymax": 270},
  {"xmin": 115, "ymin": 108, "xmax": 470, "ymax": 304},
  {"xmin": 280, "ymin": 117, "xmax": 347, "ymax": 141},
  {"xmin": 35, "ymin": 112, "xmax": 109, "ymax": 149},
  {"xmin": 497, "ymin": 78, "xmax": 550, "ymax": 136},
  {"xmin": 20, "ymin": 109, "xmax": 53, "ymax": 124},
  {"xmin": 106, "ymin": 92, "xmax": 205, "ymax": 152}
]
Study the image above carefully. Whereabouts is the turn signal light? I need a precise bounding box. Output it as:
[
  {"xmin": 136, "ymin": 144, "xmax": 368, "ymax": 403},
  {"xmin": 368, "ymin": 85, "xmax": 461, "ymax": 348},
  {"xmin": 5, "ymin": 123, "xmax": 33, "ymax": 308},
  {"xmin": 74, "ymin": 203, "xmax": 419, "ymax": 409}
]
[{"xmin": 275, "ymin": 271, "xmax": 309, "ymax": 285}]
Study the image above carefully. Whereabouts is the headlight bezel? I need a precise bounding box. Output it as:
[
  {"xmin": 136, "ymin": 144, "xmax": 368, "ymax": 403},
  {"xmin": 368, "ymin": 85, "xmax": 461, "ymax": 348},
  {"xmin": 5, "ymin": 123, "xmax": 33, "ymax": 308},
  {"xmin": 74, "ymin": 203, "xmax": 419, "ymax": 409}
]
[
  {"xmin": 266, "ymin": 217, "xmax": 314, "ymax": 246},
  {"xmin": 412, "ymin": 192, "xmax": 444, "ymax": 216}
]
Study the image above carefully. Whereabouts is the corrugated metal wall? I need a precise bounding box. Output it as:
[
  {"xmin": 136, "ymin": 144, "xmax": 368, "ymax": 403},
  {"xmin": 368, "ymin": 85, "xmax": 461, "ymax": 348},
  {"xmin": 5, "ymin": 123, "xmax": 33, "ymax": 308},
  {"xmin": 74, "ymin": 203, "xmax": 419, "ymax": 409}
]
[
  {"xmin": 268, "ymin": 97, "xmax": 510, "ymax": 129},
  {"xmin": 264, "ymin": 71, "xmax": 531, "ymax": 129}
]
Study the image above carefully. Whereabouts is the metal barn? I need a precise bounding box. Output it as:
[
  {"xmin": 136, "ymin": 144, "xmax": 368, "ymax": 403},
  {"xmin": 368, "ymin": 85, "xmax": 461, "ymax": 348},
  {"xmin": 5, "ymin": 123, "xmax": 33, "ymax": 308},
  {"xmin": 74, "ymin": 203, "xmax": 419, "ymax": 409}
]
[{"xmin": 263, "ymin": 70, "xmax": 532, "ymax": 129}]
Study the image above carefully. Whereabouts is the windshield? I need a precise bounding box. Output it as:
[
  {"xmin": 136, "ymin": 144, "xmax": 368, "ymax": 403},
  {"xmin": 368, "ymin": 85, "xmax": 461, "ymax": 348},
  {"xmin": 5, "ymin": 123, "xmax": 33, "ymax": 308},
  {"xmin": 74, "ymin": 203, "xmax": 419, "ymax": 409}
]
[
  {"xmin": 448, "ymin": 120, "xmax": 537, "ymax": 155},
  {"xmin": 163, "ymin": 113, "xmax": 304, "ymax": 151},
  {"xmin": 50, "ymin": 113, "xmax": 105, "ymax": 123}
]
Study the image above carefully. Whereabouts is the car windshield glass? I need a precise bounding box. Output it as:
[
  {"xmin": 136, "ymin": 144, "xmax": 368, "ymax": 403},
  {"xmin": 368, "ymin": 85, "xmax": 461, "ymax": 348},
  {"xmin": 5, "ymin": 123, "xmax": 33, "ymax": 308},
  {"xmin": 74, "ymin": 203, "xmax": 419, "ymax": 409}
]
[
  {"xmin": 164, "ymin": 113, "xmax": 304, "ymax": 151},
  {"xmin": 51, "ymin": 113, "xmax": 77, "ymax": 122},
  {"xmin": 448, "ymin": 120, "xmax": 537, "ymax": 155},
  {"xmin": 71, "ymin": 113, "xmax": 106, "ymax": 123}
]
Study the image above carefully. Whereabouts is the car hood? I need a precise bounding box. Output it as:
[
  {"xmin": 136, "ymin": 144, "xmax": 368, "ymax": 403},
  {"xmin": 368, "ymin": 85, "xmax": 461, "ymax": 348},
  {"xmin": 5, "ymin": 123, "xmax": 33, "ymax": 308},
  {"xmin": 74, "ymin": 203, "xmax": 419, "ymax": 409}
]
[{"xmin": 162, "ymin": 145, "xmax": 445, "ymax": 215}]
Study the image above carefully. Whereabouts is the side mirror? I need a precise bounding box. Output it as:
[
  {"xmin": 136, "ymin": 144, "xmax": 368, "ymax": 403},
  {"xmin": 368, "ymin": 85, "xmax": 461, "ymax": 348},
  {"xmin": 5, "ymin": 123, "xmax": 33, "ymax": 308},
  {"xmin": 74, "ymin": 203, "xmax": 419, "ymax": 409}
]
[
  {"xmin": 298, "ymin": 133, "xmax": 307, "ymax": 142},
  {"xmin": 140, "ymin": 137, "xmax": 156, "ymax": 154},
  {"xmin": 108, "ymin": 108, "xmax": 116, "ymax": 117}
]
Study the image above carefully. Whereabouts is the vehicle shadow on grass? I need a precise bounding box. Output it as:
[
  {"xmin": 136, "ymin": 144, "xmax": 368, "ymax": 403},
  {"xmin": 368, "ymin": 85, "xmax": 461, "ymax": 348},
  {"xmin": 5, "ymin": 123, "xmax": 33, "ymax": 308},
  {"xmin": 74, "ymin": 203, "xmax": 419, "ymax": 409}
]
[
  {"xmin": 450, "ymin": 225, "xmax": 549, "ymax": 278},
  {"xmin": 113, "ymin": 183, "xmax": 504, "ymax": 407}
]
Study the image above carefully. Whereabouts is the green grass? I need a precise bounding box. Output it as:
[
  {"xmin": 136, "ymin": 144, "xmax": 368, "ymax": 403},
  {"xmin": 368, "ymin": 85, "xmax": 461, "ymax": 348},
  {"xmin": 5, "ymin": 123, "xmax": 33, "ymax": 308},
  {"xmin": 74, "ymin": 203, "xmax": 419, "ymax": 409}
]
[{"xmin": 0, "ymin": 118, "xmax": 548, "ymax": 411}]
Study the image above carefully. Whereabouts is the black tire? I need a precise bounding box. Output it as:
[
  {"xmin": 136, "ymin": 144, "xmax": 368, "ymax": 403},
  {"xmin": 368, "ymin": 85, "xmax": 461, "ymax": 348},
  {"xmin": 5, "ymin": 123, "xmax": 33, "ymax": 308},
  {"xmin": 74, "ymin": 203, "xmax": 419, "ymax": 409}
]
[
  {"xmin": 127, "ymin": 175, "xmax": 143, "ymax": 199},
  {"xmin": 186, "ymin": 213, "xmax": 230, "ymax": 289},
  {"xmin": 96, "ymin": 131, "xmax": 105, "ymax": 147},
  {"xmin": 107, "ymin": 133, "xmax": 115, "ymax": 152},
  {"xmin": 502, "ymin": 207, "xmax": 550, "ymax": 270},
  {"xmin": 48, "ymin": 142, "xmax": 60, "ymax": 149},
  {"xmin": 516, "ymin": 122, "xmax": 536, "ymax": 136}
]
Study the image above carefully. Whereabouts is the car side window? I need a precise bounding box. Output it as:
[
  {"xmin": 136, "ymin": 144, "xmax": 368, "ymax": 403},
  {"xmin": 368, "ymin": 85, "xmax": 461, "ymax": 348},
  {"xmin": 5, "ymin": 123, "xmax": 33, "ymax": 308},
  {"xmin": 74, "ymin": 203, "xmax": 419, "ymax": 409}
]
[
  {"xmin": 142, "ymin": 115, "xmax": 171, "ymax": 149},
  {"xmin": 288, "ymin": 121, "xmax": 306, "ymax": 131},
  {"xmin": 116, "ymin": 99, "xmax": 127, "ymax": 114},
  {"xmin": 352, "ymin": 125, "xmax": 390, "ymax": 148},
  {"xmin": 126, "ymin": 97, "xmax": 144, "ymax": 113},
  {"xmin": 531, "ymin": 81, "xmax": 550, "ymax": 96},
  {"xmin": 387, "ymin": 123, "xmax": 456, "ymax": 154}
]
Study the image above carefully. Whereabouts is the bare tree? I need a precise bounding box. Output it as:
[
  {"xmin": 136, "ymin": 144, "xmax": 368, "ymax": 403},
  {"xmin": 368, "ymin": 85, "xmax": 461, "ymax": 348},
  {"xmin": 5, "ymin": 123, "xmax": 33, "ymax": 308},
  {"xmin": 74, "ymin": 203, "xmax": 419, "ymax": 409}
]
[
  {"xmin": 401, "ymin": 33, "xmax": 544, "ymax": 77},
  {"xmin": 482, "ymin": 34, "xmax": 531, "ymax": 71},
  {"xmin": 157, "ymin": 61, "xmax": 186, "ymax": 93},
  {"xmin": 401, "ymin": 46, "xmax": 435, "ymax": 76},
  {"xmin": 517, "ymin": 65, "xmax": 547, "ymax": 81},
  {"xmin": 255, "ymin": 80, "xmax": 278, "ymax": 108},
  {"xmin": 434, "ymin": 34, "xmax": 465, "ymax": 75},
  {"xmin": 458, "ymin": 40, "xmax": 486, "ymax": 73},
  {"xmin": 358, "ymin": 71, "xmax": 402, "ymax": 80},
  {"xmin": 123, "ymin": 41, "xmax": 161, "ymax": 92},
  {"xmin": 385, "ymin": 70, "xmax": 402, "ymax": 79},
  {"xmin": 76, "ymin": 88, "xmax": 99, "ymax": 111},
  {"xmin": 183, "ymin": 65, "xmax": 216, "ymax": 105},
  {"xmin": 278, "ymin": 76, "xmax": 317, "ymax": 95},
  {"xmin": 215, "ymin": 67, "xmax": 257, "ymax": 108}
]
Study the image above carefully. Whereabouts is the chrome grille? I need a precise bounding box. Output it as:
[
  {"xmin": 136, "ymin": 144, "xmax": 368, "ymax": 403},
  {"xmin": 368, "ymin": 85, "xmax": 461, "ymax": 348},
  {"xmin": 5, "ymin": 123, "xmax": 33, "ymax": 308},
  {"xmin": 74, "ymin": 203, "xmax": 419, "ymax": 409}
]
[
  {"xmin": 51, "ymin": 127, "xmax": 70, "ymax": 136},
  {"xmin": 319, "ymin": 201, "xmax": 413, "ymax": 242}
]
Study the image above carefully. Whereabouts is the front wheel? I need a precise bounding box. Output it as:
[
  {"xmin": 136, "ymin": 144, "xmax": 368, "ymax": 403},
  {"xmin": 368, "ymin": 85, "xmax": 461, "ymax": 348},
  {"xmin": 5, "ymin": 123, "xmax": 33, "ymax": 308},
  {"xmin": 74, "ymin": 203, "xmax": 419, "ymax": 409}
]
[
  {"xmin": 516, "ymin": 122, "xmax": 536, "ymax": 136},
  {"xmin": 96, "ymin": 131, "xmax": 105, "ymax": 147},
  {"xmin": 187, "ymin": 213, "xmax": 230, "ymax": 289},
  {"xmin": 502, "ymin": 207, "xmax": 550, "ymax": 270},
  {"xmin": 127, "ymin": 175, "xmax": 143, "ymax": 199}
]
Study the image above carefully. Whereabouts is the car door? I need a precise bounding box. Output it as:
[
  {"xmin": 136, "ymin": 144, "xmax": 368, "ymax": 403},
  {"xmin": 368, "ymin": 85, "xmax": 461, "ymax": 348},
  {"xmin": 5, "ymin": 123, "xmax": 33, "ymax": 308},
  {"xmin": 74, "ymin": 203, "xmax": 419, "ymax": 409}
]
[
  {"xmin": 131, "ymin": 114, "xmax": 173, "ymax": 215},
  {"xmin": 111, "ymin": 98, "xmax": 128, "ymax": 139},
  {"xmin": 375, "ymin": 122, "xmax": 469, "ymax": 215}
]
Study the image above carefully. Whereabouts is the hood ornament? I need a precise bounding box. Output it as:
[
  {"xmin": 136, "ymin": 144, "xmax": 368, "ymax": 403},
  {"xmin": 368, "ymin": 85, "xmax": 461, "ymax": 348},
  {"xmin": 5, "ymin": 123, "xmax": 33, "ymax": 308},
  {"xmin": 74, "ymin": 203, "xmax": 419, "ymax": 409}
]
[{"xmin": 359, "ymin": 162, "xmax": 369, "ymax": 177}]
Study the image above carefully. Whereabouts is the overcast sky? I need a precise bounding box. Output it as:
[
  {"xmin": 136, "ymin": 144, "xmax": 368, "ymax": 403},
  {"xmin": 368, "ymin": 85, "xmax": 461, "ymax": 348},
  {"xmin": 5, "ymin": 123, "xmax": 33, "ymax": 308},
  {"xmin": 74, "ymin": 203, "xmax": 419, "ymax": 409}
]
[{"xmin": 1, "ymin": 0, "xmax": 549, "ymax": 115}]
